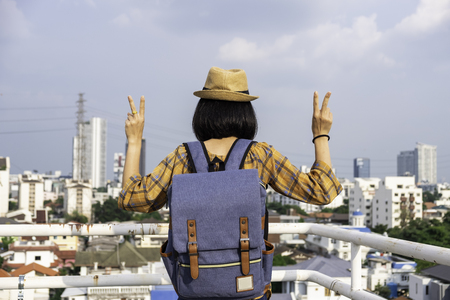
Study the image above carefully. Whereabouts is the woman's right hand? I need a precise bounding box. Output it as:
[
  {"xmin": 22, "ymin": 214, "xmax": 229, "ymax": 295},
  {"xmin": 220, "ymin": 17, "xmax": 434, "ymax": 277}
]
[
  {"xmin": 125, "ymin": 95, "xmax": 145, "ymax": 144},
  {"xmin": 311, "ymin": 91, "xmax": 333, "ymax": 138}
]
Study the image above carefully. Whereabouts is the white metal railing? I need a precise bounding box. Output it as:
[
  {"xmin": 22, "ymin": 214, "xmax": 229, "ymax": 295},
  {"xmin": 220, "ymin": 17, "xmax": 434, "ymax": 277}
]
[{"xmin": 1, "ymin": 223, "xmax": 450, "ymax": 300}]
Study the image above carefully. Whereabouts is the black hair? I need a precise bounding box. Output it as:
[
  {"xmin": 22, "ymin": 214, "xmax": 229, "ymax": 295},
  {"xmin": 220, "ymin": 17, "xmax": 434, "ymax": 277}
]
[{"xmin": 192, "ymin": 99, "xmax": 258, "ymax": 141}]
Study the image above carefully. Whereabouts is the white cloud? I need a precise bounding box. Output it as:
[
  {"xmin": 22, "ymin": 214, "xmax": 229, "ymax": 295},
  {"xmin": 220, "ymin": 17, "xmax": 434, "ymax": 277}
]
[
  {"xmin": 0, "ymin": 0, "xmax": 30, "ymax": 39},
  {"xmin": 85, "ymin": 0, "xmax": 96, "ymax": 8},
  {"xmin": 218, "ymin": 38, "xmax": 268, "ymax": 61},
  {"xmin": 112, "ymin": 13, "xmax": 131, "ymax": 27},
  {"xmin": 394, "ymin": 0, "xmax": 450, "ymax": 34}
]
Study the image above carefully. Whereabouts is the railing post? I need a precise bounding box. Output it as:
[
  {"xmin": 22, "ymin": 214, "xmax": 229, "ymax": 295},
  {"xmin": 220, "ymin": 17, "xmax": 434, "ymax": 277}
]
[
  {"xmin": 351, "ymin": 243, "xmax": 361, "ymax": 292},
  {"xmin": 18, "ymin": 275, "xmax": 25, "ymax": 300}
]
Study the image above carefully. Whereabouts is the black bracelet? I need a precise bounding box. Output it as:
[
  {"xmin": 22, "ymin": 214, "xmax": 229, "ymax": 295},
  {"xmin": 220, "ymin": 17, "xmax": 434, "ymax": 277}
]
[{"xmin": 312, "ymin": 134, "xmax": 330, "ymax": 143}]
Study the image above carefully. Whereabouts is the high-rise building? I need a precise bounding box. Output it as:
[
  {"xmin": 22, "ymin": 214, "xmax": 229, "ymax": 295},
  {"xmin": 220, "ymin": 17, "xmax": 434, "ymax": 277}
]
[
  {"xmin": 397, "ymin": 143, "xmax": 437, "ymax": 184},
  {"xmin": 73, "ymin": 117, "xmax": 107, "ymax": 188},
  {"xmin": 125, "ymin": 138, "xmax": 146, "ymax": 176},
  {"xmin": 114, "ymin": 153, "xmax": 125, "ymax": 184},
  {"xmin": 0, "ymin": 157, "xmax": 10, "ymax": 217},
  {"xmin": 415, "ymin": 143, "xmax": 437, "ymax": 184},
  {"xmin": 397, "ymin": 150, "xmax": 415, "ymax": 176},
  {"xmin": 354, "ymin": 158, "xmax": 370, "ymax": 178}
]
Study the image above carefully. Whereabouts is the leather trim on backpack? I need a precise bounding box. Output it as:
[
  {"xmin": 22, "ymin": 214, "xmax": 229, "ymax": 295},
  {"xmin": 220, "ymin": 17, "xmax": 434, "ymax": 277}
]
[
  {"xmin": 239, "ymin": 217, "xmax": 250, "ymax": 275},
  {"xmin": 160, "ymin": 240, "xmax": 172, "ymax": 257},
  {"xmin": 187, "ymin": 219, "xmax": 199, "ymax": 279},
  {"xmin": 262, "ymin": 240, "xmax": 274, "ymax": 255}
]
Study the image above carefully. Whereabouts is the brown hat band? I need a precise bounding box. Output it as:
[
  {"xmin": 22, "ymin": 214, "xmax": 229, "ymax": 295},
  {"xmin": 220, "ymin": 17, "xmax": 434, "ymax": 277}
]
[{"xmin": 202, "ymin": 87, "xmax": 250, "ymax": 95}]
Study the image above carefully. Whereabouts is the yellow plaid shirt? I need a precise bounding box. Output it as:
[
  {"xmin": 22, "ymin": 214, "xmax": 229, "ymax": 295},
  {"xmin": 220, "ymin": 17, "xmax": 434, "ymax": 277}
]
[{"xmin": 119, "ymin": 142, "xmax": 343, "ymax": 212}]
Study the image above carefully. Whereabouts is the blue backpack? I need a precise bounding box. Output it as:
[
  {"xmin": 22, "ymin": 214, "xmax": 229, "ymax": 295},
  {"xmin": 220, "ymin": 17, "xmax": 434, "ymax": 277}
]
[{"xmin": 161, "ymin": 139, "xmax": 274, "ymax": 299}]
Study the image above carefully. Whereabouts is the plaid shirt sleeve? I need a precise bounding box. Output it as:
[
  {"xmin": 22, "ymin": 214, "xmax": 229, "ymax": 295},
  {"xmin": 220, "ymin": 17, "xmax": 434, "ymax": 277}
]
[
  {"xmin": 244, "ymin": 142, "xmax": 343, "ymax": 205},
  {"xmin": 118, "ymin": 145, "xmax": 192, "ymax": 213},
  {"xmin": 119, "ymin": 141, "xmax": 343, "ymax": 213}
]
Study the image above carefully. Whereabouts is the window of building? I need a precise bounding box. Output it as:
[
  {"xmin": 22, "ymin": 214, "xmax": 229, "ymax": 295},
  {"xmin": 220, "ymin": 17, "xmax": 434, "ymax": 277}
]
[
  {"xmin": 386, "ymin": 217, "xmax": 388, "ymax": 220},
  {"xmin": 53, "ymin": 236, "xmax": 57, "ymax": 239},
  {"xmin": 401, "ymin": 193, "xmax": 405, "ymax": 196},
  {"xmin": 386, "ymin": 209, "xmax": 388, "ymax": 212},
  {"xmin": 426, "ymin": 286, "xmax": 429, "ymax": 295},
  {"xmin": 325, "ymin": 288, "xmax": 331, "ymax": 296},
  {"xmin": 401, "ymin": 275, "xmax": 409, "ymax": 281},
  {"xmin": 63, "ymin": 236, "xmax": 67, "ymax": 239},
  {"xmin": 366, "ymin": 213, "xmax": 370, "ymax": 216},
  {"xmin": 398, "ymin": 185, "xmax": 403, "ymax": 188},
  {"xmin": 370, "ymin": 184, "xmax": 375, "ymax": 188},
  {"xmin": 35, "ymin": 256, "xmax": 41, "ymax": 261},
  {"xmin": 376, "ymin": 208, "xmax": 379, "ymax": 211},
  {"xmin": 395, "ymin": 193, "xmax": 398, "ymax": 196}
]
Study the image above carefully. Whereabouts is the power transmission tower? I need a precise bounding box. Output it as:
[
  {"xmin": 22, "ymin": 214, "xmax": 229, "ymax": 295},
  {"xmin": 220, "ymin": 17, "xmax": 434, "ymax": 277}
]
[{"xmin": 75, "ymin": 93, "xmax": 86, "ymax": 180}]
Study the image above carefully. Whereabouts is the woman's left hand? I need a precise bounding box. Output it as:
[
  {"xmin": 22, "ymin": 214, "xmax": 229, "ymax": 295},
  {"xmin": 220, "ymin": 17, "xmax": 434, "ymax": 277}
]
[{"xmin": 125, "ymin": 95, "xmax": 145, "ymax": 144}]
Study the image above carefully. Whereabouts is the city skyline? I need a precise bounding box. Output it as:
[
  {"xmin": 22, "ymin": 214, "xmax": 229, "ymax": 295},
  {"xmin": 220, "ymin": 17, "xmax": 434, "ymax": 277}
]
[{"xmin": 1, "ymin": 0, "xmax": 450, "ymax": 182}]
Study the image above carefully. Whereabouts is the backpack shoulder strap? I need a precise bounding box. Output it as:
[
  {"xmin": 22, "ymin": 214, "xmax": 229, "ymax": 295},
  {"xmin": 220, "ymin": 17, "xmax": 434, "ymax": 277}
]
[
  {"xmin": 183, "ymin": 141, "xmax": 208, "ymax": 173},
  {"xmin": 224, "ymin": 139, "xmax": 255, "ymax": 170},
  {"xmin": 184, "ymin": 139, "xmax": 256, "ymax": 173}
]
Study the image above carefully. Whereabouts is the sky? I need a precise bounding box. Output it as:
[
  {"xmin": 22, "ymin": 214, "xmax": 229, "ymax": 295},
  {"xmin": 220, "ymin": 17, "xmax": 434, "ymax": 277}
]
[{"xmin": 1, "ymin": 0, "xmax": 450, "ymax": 183}]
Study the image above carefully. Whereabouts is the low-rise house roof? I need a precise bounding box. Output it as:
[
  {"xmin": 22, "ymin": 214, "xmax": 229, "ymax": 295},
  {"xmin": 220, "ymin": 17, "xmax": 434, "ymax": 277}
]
[
  {"xmin": 75, "ymin": 241, "xmax": 160, "ymax": 267},
  {"xmin": 10, "ymin": 262, "xmax": 59, "ymax": 276},
  {"xmin": 274, "ymin": 254, "xmax": 351, "ymax": 278},
  {"xmin": 421, "ymin": 265, "xmax": 450, "ymax": 282}
]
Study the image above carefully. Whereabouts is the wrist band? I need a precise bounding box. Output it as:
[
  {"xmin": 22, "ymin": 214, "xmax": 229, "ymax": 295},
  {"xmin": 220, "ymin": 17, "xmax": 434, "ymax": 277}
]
[{"xmin": 312, "ymin": 134, "xmax": 330, "ymax": 143}]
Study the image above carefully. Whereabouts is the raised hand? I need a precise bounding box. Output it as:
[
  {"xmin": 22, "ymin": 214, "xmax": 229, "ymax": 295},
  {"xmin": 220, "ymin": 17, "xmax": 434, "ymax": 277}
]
[
  {"xmin": 312, "ymin": 91, "xmax": 333, "ymax": 139},
  {"xmin": 125, "ymin": 95, "xmax": 145, "ymax": 144}
]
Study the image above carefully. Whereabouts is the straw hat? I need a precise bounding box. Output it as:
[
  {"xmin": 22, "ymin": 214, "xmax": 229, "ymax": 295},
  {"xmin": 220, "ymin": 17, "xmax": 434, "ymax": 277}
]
[{"xmin": 193, "ymin": 67, "xmax": 259, "ymax": 102}]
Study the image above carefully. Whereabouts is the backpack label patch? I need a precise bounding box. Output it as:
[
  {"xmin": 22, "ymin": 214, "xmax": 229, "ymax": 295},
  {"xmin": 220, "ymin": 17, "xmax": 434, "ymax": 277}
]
[{"xmin": 236, "ymin": 275, "xmax": 254, "ymax": 293}]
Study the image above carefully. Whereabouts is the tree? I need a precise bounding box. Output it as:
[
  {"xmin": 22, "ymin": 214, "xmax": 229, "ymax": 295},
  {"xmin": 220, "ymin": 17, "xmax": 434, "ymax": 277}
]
[
  {"xmin": 92, "ymin": 198, "xmax": 134, "ymax": 223},
  {"xmin": 333, "ymin": 205, "xmax": 349, "ymax": 214},
  {"xmin": 1, "ymin": 237, "xmax": 15, "ymax": 251},
  {"xmin": 64, "ymin": 211, "xmax": 88, "ymax": 224},
  {"xmin": 8, "ymin": 201, "xmax": 17, "ymax": 211},
  {"xmin": 272, "ymin": 254, "xmax": 296, "ymax": 266},
  {"xmin": 371, "ymin": 224, "xmax": 388, "ymax": 235},
  {"xmin": 321, "ymin": 208, "xmax": 333, "ymax": 213},
  {"xmin": 374, "ymin": 283, "xmax": 392, "ymax": 299}
]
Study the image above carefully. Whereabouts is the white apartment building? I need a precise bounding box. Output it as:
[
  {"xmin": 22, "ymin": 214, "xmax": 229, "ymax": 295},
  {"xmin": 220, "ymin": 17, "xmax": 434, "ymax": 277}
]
[
  {"xmin": 64, "ymin": 179, "xmax": 93, "ymax": 222},
  {"xmin": 349, "ymin": 178, "xmax": 380, "ymax": 227},
  {"xmin": 266, "ymin": 185, "xmax": 322, "ymax": 213},
  {"xmin": 371, "ymin": 176, "xmax": 422, "ymax": 228},
  {"xmin": 366, "ymin": 253, "xmax": 416, "ymax": 292},
  {"xmin": 18, "ymin": 173, "xmax": 45, "ymax": 216},
  {"xmin": 338, "ymin": 178, "xmax": 355, "ymax": 199},
  {"xmin": 73, "ymin": 117, "xmax": 107, "ymax": 188},
  {"xmin": 305, "ymin": 212, "xmax": 371, "ymax": 261},
  {"xmin": 0, "ymin": 157, "xmax": 10, "ymax": 217}
]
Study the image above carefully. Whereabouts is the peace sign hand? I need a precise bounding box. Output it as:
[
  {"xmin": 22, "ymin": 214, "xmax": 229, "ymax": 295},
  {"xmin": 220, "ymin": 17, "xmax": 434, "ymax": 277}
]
[
  {"xmin": 125, "ymin": 95, "xmax": 145, "ymax": 144},
  {"xmin": 311, "ymin": 91, "xmax": 333, "ymax": 138}
]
